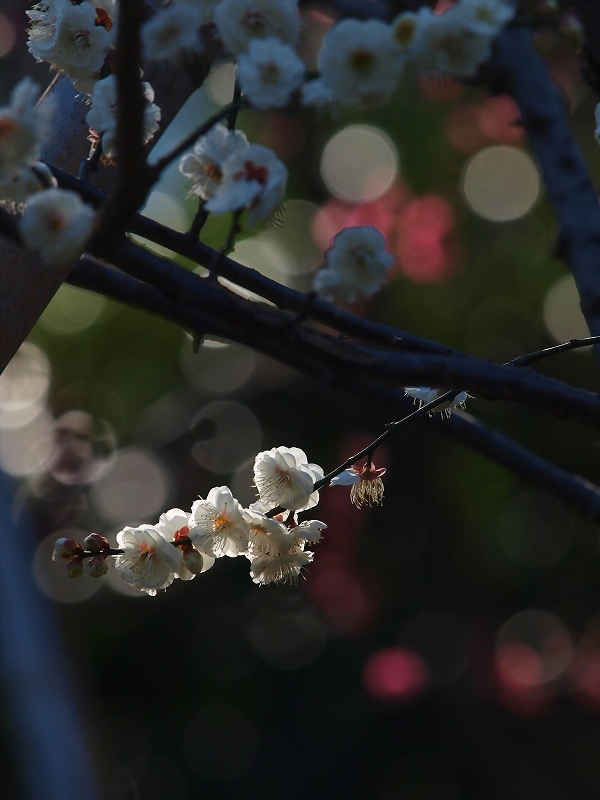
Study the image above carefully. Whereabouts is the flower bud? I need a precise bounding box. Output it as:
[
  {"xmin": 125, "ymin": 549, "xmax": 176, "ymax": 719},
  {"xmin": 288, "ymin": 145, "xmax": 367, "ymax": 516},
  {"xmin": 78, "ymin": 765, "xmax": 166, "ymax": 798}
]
[
  {"xmin": 183, "ymin": 549, "xmax": 204, "ymax": 575},
  {"xmin": 52, "ymin": 537, "xmax": 82, "ymax": 562},
  {"xmin": 87, "ymin": 555, "xmax": 109, "ymax": 578},
  {"xmin": 66, "ymin": 557, "xmax": 84, "ymax": 579},
  {"xmin": 84, "ymin": 532, "xmax": 109, "ymax": 553}
]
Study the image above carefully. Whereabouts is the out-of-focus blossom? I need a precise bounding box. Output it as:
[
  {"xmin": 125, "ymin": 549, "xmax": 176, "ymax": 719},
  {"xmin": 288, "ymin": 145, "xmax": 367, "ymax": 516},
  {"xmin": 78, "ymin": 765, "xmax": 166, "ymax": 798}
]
[
  {"xmin": 86, "ymin": 75, "xmax": 161, "ymax": 160},
  {"xmin": 114, "ymin": 525, "xmax": 184, "ymax": 595},
  {"xmin": 0, "ymin": 162, "xmax": 57, "ymax": 209},
  {"xmin": 0, "ymin": 78, "xmax": 48, "ymax": 183},
  {"xmin": 204, "ymin": 143, "xmax": 287, "ymax": 226},
  {"xmin": 330, "ymin": 462, "xmax": 386, "ymax": 508},
  {"xmin": 237, "ymin": 37, "xmax": 304, "ymax": 109},
  {"xmin": 214, "ymin": 0, "xmax": 300, "ymax": 56},
  {"xmin": 190, "ymin": 486, "xmax": 249, "ymax": 557},
  {"xmin": 594, "ymin": 103, "xmax": 600, "ymax": 146},
  {"xmin": 457, "ymin": 0, "xmax": 515, "ymax": 36},
  {"xmin": 179, "ymin": 123, "xmax": 249, "ymax": 200},
  {"xmin": 313, "ymin": 226, "xmax": 394, "ymax": 305},
  {"xmin": 411, "ymin": 5, "xmax": 493, "ymax": 77},
  {"xmin": 317, "ymin": 19, "xmax": 405, "ymax": 105},
  {"xmin": 253, "ymin": 446, "xmax": 323, "ymax": 512},
  {"xmin": 19, "ymin": 188, "xmax": 95, "ymax": 266},
  {"xmin": 142, "ymin": 4, "xmax": 205, "ymax": 60}
]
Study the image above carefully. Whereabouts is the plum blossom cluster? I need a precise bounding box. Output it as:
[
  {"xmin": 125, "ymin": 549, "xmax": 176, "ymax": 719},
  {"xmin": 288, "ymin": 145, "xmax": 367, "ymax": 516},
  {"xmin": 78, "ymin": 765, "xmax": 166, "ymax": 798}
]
[
  {"xmin": 179, "ymin": 124, "xmax": 287, "ymax": 226},
  {"xmin": 303, "ymin": 0, "xmax": 515, "ymax": 107},
  {"xmin": 0, "ymin": 78, "xmax": 95, "ymax": 264},
  {"xmin": 53, "ymin": 446, "xmax": 336, "ymax": 593}
]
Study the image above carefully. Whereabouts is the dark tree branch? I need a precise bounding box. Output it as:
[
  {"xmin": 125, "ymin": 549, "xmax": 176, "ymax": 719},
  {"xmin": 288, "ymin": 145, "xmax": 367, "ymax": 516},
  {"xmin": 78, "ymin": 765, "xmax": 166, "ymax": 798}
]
[
  {"xmin": 484, "ymin": 28, "xmax": 600, "ymax": 359},
  {"xmin": 66, "ymin": 251, "xmax": 600, "ymax": 429},
  {"xmin": 66, "ymin": 257, "xmax": 600, "ymax": 526}
]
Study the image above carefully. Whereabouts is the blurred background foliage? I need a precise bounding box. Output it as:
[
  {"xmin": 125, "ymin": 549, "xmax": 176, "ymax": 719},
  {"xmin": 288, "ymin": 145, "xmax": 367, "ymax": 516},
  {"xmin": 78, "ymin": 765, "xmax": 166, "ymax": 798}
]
[{"xmin": 2, "ymin": 2, "xmax": 600, "ymax": 798}]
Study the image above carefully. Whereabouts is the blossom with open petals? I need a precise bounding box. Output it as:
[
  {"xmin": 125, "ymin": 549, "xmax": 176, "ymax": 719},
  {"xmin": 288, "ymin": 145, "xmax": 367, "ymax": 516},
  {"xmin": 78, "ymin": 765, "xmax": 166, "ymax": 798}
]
[
  {"xmin": 313, "ymin": 226, "xmax": 394, "ymax": 305},
  {"xmin": 404, "ymin": 387, "xmax": 471, "ymax": 416},
  {"xmin": 179, "ymin": 124, "xmax": 249, "ymax": 200},
  {"xmin": 19, "ymin": 188, "xmax": 94, "ymax": 266},
  {"xmin": 204, "ymin": 143, "xmax": 287, "ymax": 226},
  {"xmin": 243, "ymin": 508, "xmax": 294, "ymax": 557},
  {"xmin": 155, "ymin": 507, "xmax": 215, "ymax": 579},
  {"xmin": 318, "ymin": 18, "xmax": 406, "ymax": 105},
  {"xmin": 253, "ymin": 446, "xmax": 323, "ymax": 512},
  {"xmin": 190, "ymin": 486, "xmax": 249, "ymax": 557},
  {"xmin": 114, "ymin": 525, "xmax": 184, "ymax": 595},
  {"xmin": 249, "ymin": 542, "xmax": 313, "ymax": 586},
  {"xmin": 86, "ymin": 75, "xmax": 161, "ymax": 160},
  {"xmin": 237, "ymin": 37, "xmax": 304, "ymax": 109},
  {"xmin": 456, "ymin": 0, "xmax": 515, "ymax": 36},
  {"xmin": 142, "ymin": 4, "xmax": 205, "ymax": 60},
  {"xmin": 411, "ymin": 5, "xmax": 493, "ymax": 77},
  {"xmin": 0, "ymin": 78, "xmax": 48, "ymax": 183},
  {"xmin": 214, "ymin": 0, "xmax": 300, "ymax": 56},
  {"xmin": 330, "ymin": 462, "xmax": 386, "ymax": 508}
]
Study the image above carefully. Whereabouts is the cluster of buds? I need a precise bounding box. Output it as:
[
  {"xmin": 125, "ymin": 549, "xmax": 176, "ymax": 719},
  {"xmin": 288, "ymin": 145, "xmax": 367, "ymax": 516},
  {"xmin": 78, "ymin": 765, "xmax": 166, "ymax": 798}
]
[{"xmin": 52, "ymin": 533, "xmax": 111, "ymax": 579}]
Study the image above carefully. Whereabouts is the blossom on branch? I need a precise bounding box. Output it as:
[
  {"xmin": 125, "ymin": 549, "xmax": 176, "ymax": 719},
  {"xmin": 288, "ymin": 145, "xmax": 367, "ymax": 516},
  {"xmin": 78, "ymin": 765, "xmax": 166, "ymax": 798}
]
[
  {"xmin": 114, "ymin": 525, "xmax": 184, "ymax": 596},
  {"xmin": 316, "ymin": 19, "xmax": 405, "ymax": 106},
  {"xmin": 404, "ymin": 387, "xmax": 471, "ymax": 417},
  {"xmin": 179, "ymin": 123, "xmax": 249, "ymax": 200},
  {"xmin": 330, "ymin": 463, "xmax": 387, "ymax": 509},
  {"xmin": 0, "ymin": 78, "xmax": 49, "ymax": 184},
  {"xmin": 313, "ymin": 226, "xmax": 394, "ymax": 305},
  {"xmin": 237, "ymin": 37, "xmax": 305, "ymax": 109},
  {"xmin": 190, "ymin": 486, "xmax": 249, "ymax": 557},
  {"xmin": 253, "ymin": 446, "xmax": 324, "ymax": 512},
  {"xmin": 214, "ymin": 0, "xmax": 300, "ymax": 56},
  {"xmin": 249, "ymin": 543, "xmax": 313, "ymax": 586},
  {"xmin": 86, "ymin": 75, "xmax": 161, "ymax": 161},
  {"xmin": 204, "ymin": 143, "xmax": 287, "ymax": 226},
  {"xmin": 18, "ymin": 187, "xmax": 95, "ymax": 266},
  {"xmin": 155, "ymin": 507, "xmax": 215, "ymax": 579},
  {"xmin": 142, "ymin": 4, "xmax": 205, "ymax": 61}
]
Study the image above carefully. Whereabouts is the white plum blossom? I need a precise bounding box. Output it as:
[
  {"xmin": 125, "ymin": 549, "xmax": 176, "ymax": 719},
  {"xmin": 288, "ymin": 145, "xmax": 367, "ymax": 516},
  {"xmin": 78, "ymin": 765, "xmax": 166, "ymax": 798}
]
[
  {"xmin": 243, "ymin": 508, "xmax": 294, "ymax": 557},
  {"xmin": 410, "ymin": 5, "xmax": 494, "ymax": 78},
  {"xmin": 204, "ymin": 143, "xmax": 287, "ymax": 226},
  {"xmin": 86, "ymin": 75, "xmax": 161, "ymax": 160},
  {"xmin": 179, "ymin": 123, "xmax": 249, "ymax": 200},
  {"xmin": 0, "ymin": 78, "xmax": 49, "ymax": 183},
  {"xmin": 313, "ymin": 226, "xmax": 394, "ymax": 305},
  {"xmin": 330, "ymin": 463, "xmax": 387, "ymax": 508},
  {"xmin": 190, "ymin": 486, "xmax": 249, "ymax": 557},
  {"xmin": 249, "ymin": 541, "xmax": 313, "ymax": 586},
  {"xmin": 456, "ymin": 0, "xmax": 515, "ymax": 36},
  {"xmin": 404, "ymin": 387, "xmax": 471, "ymax": 416},
  {"xmin": 237, "ymin": 37, "xmax": 305, "ymax": 109},
  {"xmin": 28, "ymin": 0, "xmax": 114, "ymax": 92},
  {"xmin": 142, "ymin": 4, "xmax": 205, "ymax": 61},
  {"xmin": 0, "ymin": 162, "xmax": 57, "ymax": 209},
  {"xmin": 155, "ymin": 507, "xmax": 215, "ymax": 579},
  {"xmin": 317, "ymin": 19, "xmax": 406, "ymax": 105},
  {"xmin": 214, "ymin": 0, "xmax": 300, "ymax": 56},
  {"xmin": 253, "ymin": 446, "xmax": 324, "ymax": 512},
  {"xmin": 391, "ymin": 11, "xmax": 420, "ymax": 53},
  {"xmin": 292, "ymin": 519, "xmax": 327, "ymax": 544},
  {"xmin": 19, "ymin": 188, "xmax": 95, "ymax": 266},
  {"xmin": 114, "ymin": 525, "xmax": 184, "ymax": 595}
]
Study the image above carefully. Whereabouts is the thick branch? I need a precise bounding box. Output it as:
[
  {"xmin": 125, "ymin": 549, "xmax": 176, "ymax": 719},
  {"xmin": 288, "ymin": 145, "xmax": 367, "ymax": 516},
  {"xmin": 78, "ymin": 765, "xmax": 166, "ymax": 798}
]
[
  {"xmin": 485, "ymin": 28, "xmax": 600, "ymax": 357},
  {"xmin": 66, "ymin": 258, "xmax": 600, "ymax": 525},
  {"xmin": 67, "ymin": 252, "xmax": 600, "ymax": 429}
]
